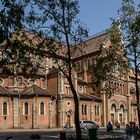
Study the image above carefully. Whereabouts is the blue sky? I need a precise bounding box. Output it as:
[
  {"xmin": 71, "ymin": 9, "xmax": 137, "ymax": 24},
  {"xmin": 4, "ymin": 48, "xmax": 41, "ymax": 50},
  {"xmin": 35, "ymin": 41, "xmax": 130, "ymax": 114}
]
[{"xmin": 79, "ymin": 0, "xmax": 122, "ymax": 35}]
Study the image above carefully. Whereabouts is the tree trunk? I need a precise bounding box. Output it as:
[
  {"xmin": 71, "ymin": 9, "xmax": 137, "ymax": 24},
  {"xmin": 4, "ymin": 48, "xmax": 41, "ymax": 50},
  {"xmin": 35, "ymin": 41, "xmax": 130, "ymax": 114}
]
[{"xmin": 68, "ymin": 77, "xmax": 82, "ymax": 140}]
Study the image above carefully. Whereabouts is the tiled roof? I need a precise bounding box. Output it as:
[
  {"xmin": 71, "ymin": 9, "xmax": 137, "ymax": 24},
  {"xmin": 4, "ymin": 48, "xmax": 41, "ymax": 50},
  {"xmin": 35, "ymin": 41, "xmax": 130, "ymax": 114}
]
[
  {"xmin": 72, "ymin": 33, "xmax": 109, "ymax": 58},
  {"xmin": 0, "ymin": 86, "xmax": 13, "ymax": 95},
  {"xmin": 77, "ymin": 78, "xmax": 87, "ymax": 84},
  {"xmin": 78, "ymin": 93, "xmax": 102, "ymax": 101},
  {"xmin": 20, "ymin": 85, "xmax": 53, "ymax": 96}
]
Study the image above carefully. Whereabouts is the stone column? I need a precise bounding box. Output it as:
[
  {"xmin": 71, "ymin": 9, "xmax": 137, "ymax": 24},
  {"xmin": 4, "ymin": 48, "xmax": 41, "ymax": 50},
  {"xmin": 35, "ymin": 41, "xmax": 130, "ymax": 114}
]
[
  {"xmin": 13, "ymin": 97, "xmax": 19, "ymax": 128},
  {"xmin": 58, "ymin": 98, "xmax": 64, "ymax": 127},
  {"xmin": 116, "ymin": 109, "xmax": 120, "ymax": 122},
  {"xmin": 49, "ymin": 100, "xmax": 52, "ymax": 128},
  {"xmin": 103, "ymin": 92, "xmax": 107, "ymax": 127},
  {"xmin": 32, "ymin": 101, "xmax": 36, "ymax": 129},
  {"xmin": 124, "ymin": 109, "xmax": 128, "ymax": 125}
]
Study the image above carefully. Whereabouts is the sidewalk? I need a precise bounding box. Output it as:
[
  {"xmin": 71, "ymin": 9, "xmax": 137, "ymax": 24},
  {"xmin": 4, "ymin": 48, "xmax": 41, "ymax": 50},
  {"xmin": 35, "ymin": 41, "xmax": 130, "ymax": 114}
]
[{"xmin": 0, "ymin": 128, "xmax": 63, "ymax": 133}]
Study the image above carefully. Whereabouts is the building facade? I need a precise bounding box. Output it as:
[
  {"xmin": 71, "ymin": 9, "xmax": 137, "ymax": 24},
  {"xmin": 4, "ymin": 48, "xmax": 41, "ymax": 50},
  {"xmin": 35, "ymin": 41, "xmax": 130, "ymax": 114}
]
[{"xmin": 0, "ymin": 31, "xmax": 139, "ymax": 129}]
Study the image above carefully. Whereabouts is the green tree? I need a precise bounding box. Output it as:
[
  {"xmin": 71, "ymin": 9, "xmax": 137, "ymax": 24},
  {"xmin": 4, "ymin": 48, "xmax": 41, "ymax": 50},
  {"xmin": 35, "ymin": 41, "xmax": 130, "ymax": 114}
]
[
  {"xmin": 90, "ymin": 24, "xmax": 127, "ymax": 98},
  {"xmin": 118, "ymin": 0, "xmax": 140, "ymax": 133},
  {"xmin": 24, "ymin": 0, "xmax": 88, "ymax": 139},
  {"xmin": 0, "ymin": 0, "xmax": 28, "ymax": 43},
  {"xmin": 108, "ymin": 0, "xmax": 140, "ymax": 133},
  {"xmin": 0, "ymin": 0, "xmax": 38, "ymax": 74}
]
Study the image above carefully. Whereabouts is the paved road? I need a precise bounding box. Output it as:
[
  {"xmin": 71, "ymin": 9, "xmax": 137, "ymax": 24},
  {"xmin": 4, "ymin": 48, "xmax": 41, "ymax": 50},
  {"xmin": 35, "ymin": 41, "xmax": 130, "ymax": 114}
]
[{"xmin": 0, "ymin": 128, "xmax": 125, "ymax": 140}]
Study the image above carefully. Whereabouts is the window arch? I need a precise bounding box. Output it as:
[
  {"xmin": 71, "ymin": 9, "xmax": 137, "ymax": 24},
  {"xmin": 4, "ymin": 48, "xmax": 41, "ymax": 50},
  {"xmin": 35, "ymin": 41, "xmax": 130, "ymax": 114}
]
[
  {"xmin": 111, "ymin": 104, "xmax": 116, "ymax": 112},
  {"xmin": 87, "ymin": 58, "xmax": 91, "ymax": 70},
  {"xmin": 39, "ymin": 102, "xmax": 45, "ymax": 115},
  {"xmin": 120, "ymin": 104, "xmax": 124, "ymax": 112},
  {"xmin": 81, "ymin": 104, "xmax": 87, "ymax": 115},
  {"xmin": 24, "ymin": 102, "xmax": 29, "ymax": 116},
  {"xmin": 3, "ymin": 102, "xmax": 8, "ymax": 116},
  {"xmin": 76, "ymin": 61, "xmax": 81, "ymax": 72},
  {"xmin": 94, "ymin": 105, "xmax": 100, "ymax": 116}
]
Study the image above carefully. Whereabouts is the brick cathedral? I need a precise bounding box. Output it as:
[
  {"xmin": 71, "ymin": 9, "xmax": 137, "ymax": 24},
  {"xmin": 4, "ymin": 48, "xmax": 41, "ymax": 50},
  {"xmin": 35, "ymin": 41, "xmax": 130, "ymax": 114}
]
[{"xmin": 0, "ymin": 31, "xmax": 138, "ymax": 129}]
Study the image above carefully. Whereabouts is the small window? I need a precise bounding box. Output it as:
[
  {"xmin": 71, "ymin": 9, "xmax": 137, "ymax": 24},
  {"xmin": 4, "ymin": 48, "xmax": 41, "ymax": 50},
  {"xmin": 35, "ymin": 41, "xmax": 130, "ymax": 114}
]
[
  {"xmin": 3, "ymin": 102, "xmax": 8, "ymax": 116},
  {"xmin": 76, "ymin": 62, "xmax": 81, "ymax": 72},
  {"xmin": 81, "ymin": 104, "xmax": 87, "ymax": 115},
  {"xmin": 87, "ymin": 59, "xmax": 91, "ymax": 70},
  {"xmin": 94, "ymin": 105, "xmax": 100, "ymax": 116},
  {"xmin": 79, "ymin": 86, "xmax": 83, "ymax": 92},
  {"xmin": 40, "ymin": 102, "xmax": 45, "ymax": 115},
  {"xmin": 65, "ymin": 86, "xmax": 70, "ymax": 95},
  {"xmin": 94, "ymin": 106, "xmax": 97, "ymax": 116},
  {"xmin": 67, "ymin": 101, "xmax": 71, "ymax": 106},
  {"xmin": 24, "ymin": 102, "xmax": 29, "ymax": 116}
]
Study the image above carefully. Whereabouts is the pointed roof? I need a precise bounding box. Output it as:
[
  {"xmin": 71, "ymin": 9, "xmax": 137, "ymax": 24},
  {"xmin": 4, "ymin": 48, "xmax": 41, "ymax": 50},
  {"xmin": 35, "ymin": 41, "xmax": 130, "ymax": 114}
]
[
  {"xmin": 72, "ymin": 32, "xmax": 109, "ymax": 58},
  {"xmin": 78, "ymin": 93, "xmax": 102, "ymax": 101},
  {"xmin": 20, "ymin": 84, "xmax": 52, "ymax": 96},
  {"xmin": 0, "ymin": 86, "xmax": 13, "ymax": 95}
]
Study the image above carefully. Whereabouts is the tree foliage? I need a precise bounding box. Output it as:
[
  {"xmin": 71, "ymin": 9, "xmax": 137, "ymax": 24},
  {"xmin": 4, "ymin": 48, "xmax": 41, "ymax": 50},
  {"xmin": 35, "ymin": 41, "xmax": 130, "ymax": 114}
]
[
  {"xmin": 90, "ymin": 24, "xmax": 127, "ymax": 98},
  {"xmin": 28, "ymin": 1, "xmax": 88, "ymax": 139},
  {"xmin": 110, "ymin": 0, "xmax": 140, "ymax": 134}
]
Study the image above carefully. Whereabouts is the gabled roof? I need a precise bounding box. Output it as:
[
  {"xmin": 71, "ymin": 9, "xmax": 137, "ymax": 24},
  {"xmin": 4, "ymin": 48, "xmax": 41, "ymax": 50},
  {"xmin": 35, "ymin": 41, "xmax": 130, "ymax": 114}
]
[
  {"xmin": 0, "ymin": 86, "xmax": 13, "ymax": 95},
  {"xmin": 72, "ymin": 32, "xmax": 109, "ymax": 59},
  {"xmin": 78, "ymin": 93, "xmax": 102, "ymax": 101},
  {"xmin": 77, "ymin": 78, "xmax": 88, "ymax": 84},
  {"xmin": 20, "ymin": 84, "xmax": 52, "ymax": 96}
]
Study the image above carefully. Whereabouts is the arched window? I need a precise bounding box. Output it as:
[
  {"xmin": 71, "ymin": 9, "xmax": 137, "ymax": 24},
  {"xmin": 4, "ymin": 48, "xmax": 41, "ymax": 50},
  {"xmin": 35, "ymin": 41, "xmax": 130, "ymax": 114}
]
[
  {"xmin": 81, "ymin": 104, "xmax": 87, "ymax": 115},
  {"xmin": 97, "ymin": 106, "xmax": 100, "ymax": 116},
  {"xmin": 94, "ymin": 105, "xmax": 100, "ymax": 116},
  {"xmin": 24, "ymin": 102, "xmax": 29, "ymax": 116},
  {"xmin": 120, "ymin": 84, "xmax": 122, "ymax": 94},
  {"xmin": 76, "ymin": 61, "xmax": 81, "ymax": 72},
  {"xmin": 40, "ymin": 102, "xmax": 45, "ymax": 115},
  {"xmin": 3, "ymin": 102, "xmax": 8, "ymax": 116},
  {"xmin": 81, "ymin": 60, "xmax": 84, "ymax": 71},
  {"xmin": 120, "ymin": 105, "xmax": 124, "ymax": 112},
  {"xmin": 111, "ymin": 104, "xmax": 116, "ymax": 112},
  {"xmin": 94, "ymin": 106, "xmax": 97, "ymax": 116},
  {"xmin": 65, "ymin": 85, "xmax": 70, "ymax": 95},
  {"xmin": 87, "ymin": 59, "xmax": 91, "ymax": 70}
]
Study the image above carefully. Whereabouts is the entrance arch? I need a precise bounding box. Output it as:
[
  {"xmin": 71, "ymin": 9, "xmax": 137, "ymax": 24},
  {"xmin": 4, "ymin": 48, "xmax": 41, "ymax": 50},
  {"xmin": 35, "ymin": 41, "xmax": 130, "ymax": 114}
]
[
  {"xmin": 119, "ymin": 104, "xmax": 125, "ymax": 125},
  {"xmin": 110, "ymin": 104, "xmax": 117, "ymax": 125},
  {"xmin": 65, "ymin": 109, "xmax": 72, "ymax": 126}
]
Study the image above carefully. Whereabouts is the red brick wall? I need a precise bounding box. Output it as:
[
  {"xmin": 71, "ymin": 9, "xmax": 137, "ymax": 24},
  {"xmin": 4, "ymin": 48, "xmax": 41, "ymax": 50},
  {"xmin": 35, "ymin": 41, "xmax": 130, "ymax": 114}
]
[{"xmin": 0, "ymin": 96, "xmax": 13, "ymax": 129}]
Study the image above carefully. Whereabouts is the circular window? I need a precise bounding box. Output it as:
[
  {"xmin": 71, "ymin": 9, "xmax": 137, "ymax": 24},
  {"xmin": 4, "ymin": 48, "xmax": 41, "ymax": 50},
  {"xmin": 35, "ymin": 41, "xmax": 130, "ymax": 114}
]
[{"xmin": 67, "ymin": 101, "xmax": 71, "ymax": 106}]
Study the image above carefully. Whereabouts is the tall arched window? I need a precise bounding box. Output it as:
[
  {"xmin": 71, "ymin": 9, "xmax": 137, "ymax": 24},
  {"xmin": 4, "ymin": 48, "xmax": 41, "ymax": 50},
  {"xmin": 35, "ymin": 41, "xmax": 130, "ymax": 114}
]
[
  {"xmin": 76, "ymin": 61, "xmax": 81, "ymax": 72},
  {"xmin": 3, "ymin": 102, "xmax": 8, "ymax": 116},
  {"xmin": 97, "ymin": 106, "xmax": 100, "ymax": 116},
  {"xmin": 81, "ymin": 104, "xmax": 87, "ymax": 115},
  {"xmin": 94, "ymin": 106, "xmax": 97, "ymax": 116},
  {"xmin": 40, "ymin": 102, "xmax": 45, "ymax": 115},
  {"xmin": 111, "ymin": 104, "xmax": 116, "ymax": 112},
  {"xmin": 120, "ymin": 105, "xmax": 124, "ymax": 112},
  {"xmin": 24, "ymin": 102, "xmax": 29, "ymax": 116},
  {"xmin": 94, "ymin": 105, "xmax": 100, "ymax": 116},
  {"xmin": 87, "ymin": 59, "xmax": 91, "ymax": 70}
]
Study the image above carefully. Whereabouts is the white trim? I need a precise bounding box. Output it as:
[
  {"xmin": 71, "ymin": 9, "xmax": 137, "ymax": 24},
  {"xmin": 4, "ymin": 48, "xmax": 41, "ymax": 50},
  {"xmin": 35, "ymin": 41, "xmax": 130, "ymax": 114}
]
[
  {"xmin": 23, "ymin": 102, "xmax": 30, "ymax": 116},
  {"xmin": 39, "ymin": 102, "xmax": 45, "ymax": 116},
  {"xmin": 2, "ymin": 102, "xmax": 9, "ymax": 116}
]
